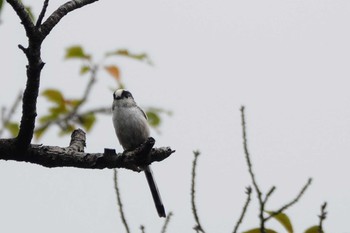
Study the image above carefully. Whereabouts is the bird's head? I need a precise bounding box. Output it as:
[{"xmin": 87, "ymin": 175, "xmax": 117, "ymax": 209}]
[{"xmin": 113, "ymin": 89, "xmax": 135, "ymax": 108}]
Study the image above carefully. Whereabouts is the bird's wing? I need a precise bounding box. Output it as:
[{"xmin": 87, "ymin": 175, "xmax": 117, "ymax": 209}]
[{"xmin": 137, "ymin": 106, "xmax": 148, "ymax": 120}]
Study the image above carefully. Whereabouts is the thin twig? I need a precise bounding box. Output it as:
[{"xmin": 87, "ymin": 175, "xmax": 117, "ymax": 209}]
[
  {"xmin": 160, "ymin": 212, "xmax": 173, "ymax": 233},
  {"xmin": 6, "ymin": 0, "xmax": 35, "ymax": 36},
  {"xmin": 240, "ymin": 106, "xmax": 263, "ymax": 203},
  {"xmin": 240, "ymin": 106, "xmax": 266, "ymax": 232},
  {"xmin": 113, "ymin": 169, "xmax": 130, "ymax": 233},
  {"xmin": 318, "ymin": 202, "xmax": 327, "ymax": 233},
  {"xmin": 264, "ymin": 178, "xmax": 312, "ymax": 221},
  {"xmin": 140, "ymin": 225, "xmax": 146, "ymax": 233},
  {"xmin": 233, "ymin": 186, "xmax": 252, "ymax": 233},
  {"xmin": 36, "ymin": 0, "xmax": 50, "ymax": 27},
  {"xmin": 191, "ymin": 151, "xmax": 206, "ymax": 233},
  {"xmin": 263, "ymin": 186, "xmax": 276, "ymax": 204}
]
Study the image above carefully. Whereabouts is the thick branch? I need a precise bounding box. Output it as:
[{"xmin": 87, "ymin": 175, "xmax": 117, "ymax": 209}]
[
  {"xmin": 6, "ymin": 0, "xmax": 35, "ymax": 36},
  {"xmin": 41, "ymin": 0, "xmax": 99, "ymax": 38},
  {"xmin": 0, "ymin": 129, "xmax": 174, "ymax": 170}
]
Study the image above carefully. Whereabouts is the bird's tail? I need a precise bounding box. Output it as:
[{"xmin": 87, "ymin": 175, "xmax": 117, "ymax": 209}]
[{"xmin": 144, "ymin": 165, "xmax": 166, "ymax": 218}]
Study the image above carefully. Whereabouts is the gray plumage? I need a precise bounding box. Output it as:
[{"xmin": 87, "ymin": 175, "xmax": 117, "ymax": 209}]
[{"xmin": 112, "ymin": 89, "xmax": 166, "ymax": 218}]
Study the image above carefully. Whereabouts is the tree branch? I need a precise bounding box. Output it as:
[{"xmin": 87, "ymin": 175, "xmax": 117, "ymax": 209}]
[
  {"xmin": 113, "ymin": 168, "xmax": 130, "ymax": 233},
  {"xmin": 36, "ymin": 0, "xmax": 50, "ymax": 27},
  {"xmin": 6, "ymin": 0, "xmax": 35, "ymax": 36},
  {"xmin": 233, "ymin": 187, "xmax": 252, "ymax": 233},
  {"xmin": 318, "ymin": 202, "xmax": 327, "ymax": 233},
  {"xmin": 41, "ymin": 0, "xmax": 99, "ymax": 38},
  {"xmin": 191, "ymin": 151, "xmax": 206, "ymax": 233},
  {"xmin": 264, "ymin": 178, "xmax": 312, "ymax": 221},
  {"xmin": 240, "ymin": 106, "xmax": 266, "ymax": 232},
  {"xmin": 0, "ymin": 129, "xmax": 174, "ymax": 170},
  {"xmin": 160, "ymin": 212, "xmax": 173, "ymax": 233}
]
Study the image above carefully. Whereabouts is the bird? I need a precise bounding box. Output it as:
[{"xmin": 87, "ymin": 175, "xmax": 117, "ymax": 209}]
[{"xmin": 112, "ymin": 89, "xmax": 166, "ymax": 218}]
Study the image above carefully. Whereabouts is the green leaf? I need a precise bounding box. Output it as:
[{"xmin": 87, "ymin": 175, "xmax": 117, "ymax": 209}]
[
  {"xmin": 5, "ymin": 122, "xmax": 19, "ymax": 137},
  {"xmin": 65, "ymin": 46, "xmax": 90, "ymax": 60},
  {"xmin": 243, "ymin": 228, "xmax": 278, "ymax": 233},
  {"xmin": 105, "ymin": 49, "xmax": 153, "ymax": 65},
  {"xmin": 42, "ymin": 89, "xmax": 65, "ymax": 105},
  {"xmin": 39, "ymin": 114, "xmax": 59, "ymax": 124},
  {"xmin": 266, "ymin": 211, "xmax": 293, "ymax": 233},
  {"xmin": 79, "ymin": 113, "xmax": 96, "ymax": 131},
  {"xmin": 146, "ymin": 111, "xmax": 161, "ymax": 127},
  {"xmin": 304, "ymin": 226, "xmax": 323, "ymax": 233},
  {"xmin": 80, "ymin": 65, "xmax": 90, "ymax": 75},
  {"xmin": 49, "ymin": 105, "xmax": 67, "ymax": 115}
]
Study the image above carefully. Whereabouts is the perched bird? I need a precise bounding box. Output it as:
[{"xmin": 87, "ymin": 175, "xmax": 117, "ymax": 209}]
[{"xmin": 112, "ymin": 89, "xmax": 166, "ymax": 218}]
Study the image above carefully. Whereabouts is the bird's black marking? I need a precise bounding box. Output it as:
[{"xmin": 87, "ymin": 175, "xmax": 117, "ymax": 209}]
[{"xmin": 114, "ymin": 90, "xmax": 133, "ymax": 100}]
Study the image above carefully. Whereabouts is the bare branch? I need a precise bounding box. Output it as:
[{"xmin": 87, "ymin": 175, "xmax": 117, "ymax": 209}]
[
  {"xmin": 233, "ymin": 186, "xmax": 252, "ymax": 233},
  {"xmin": 41, "ymin": 0, "xmax": 99, "ymax": 38},
  {"xmin": 160, "ymin": 212, "xmax": 173, "ymax": 233},
  {"xmin": 263, "ymin": 186, "xmax": 276, "ymax": 204},
  {"xmin": 36, "ymin": 0, "xmax": 50, "ymax": 27},
  {"xmin": 318, "ymin": 202, "xmax": 327, "ymax": 233},
  {"xmin": 191, "ymin": 151, "xmax": 206, "ymax": 233},
  {"xmin": 6, "ymin": 0, "xmax": 35, "ymax": 36},
  {"xmin": 0, "ymin": 129, "xmax": 175, "ymax": 170},
  {"xmin": 240, "ymin": 106, "xmax": 263, "ymax": 203},
  {"xmin": 113, "ymin": 168, "xmax": 130, "ymax": 233},
  {"xmin": 264, "ymin": 178, "xmax": 312, "ymax": 221},
  {"xmin": 240, "ymin": 106, "xmax": 266, "ymax": 232}
]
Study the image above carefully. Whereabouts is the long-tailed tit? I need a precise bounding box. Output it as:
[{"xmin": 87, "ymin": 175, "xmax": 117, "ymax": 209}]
[{"xmin": 112, "ymin": 89, "xmax": 166, "ymax": 218}]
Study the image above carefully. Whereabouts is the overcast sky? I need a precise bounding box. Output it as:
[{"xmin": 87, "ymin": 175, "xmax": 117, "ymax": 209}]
[{"xmin": 1, "ymin": 0, "xmax": 350, "ymax": 232}]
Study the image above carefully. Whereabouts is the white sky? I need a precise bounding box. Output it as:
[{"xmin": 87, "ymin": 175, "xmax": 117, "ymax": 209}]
[{"xmin": 1, "ymin": 0, "xmax": 350, "ymax": 232}]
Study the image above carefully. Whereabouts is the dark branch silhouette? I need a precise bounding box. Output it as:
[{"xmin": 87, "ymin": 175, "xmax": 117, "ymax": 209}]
[
  {"xmin": 191, "ymin": 150, "xmax": 206, "ymax": 233},
  {"xmin": 318, "ymin": 202, "xmax": 327, "ymax": 233},
  {"xmin": 0, "ymin": 129, "xmax": 174, "ymax": 170},
  {"xmin": 160, "ymin": 212, "xmax": 173, "ymax": 233},
  {"xmin": 113, "ymin": 168, "xmax": 130, "ymax": 233},
  {"xmin": 232, "ymin": 186, "xmax": 252, "ymax": 233},
  {"xmin": 240, "ymin": 106, "xmax": 312, "ymax": 233}
]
